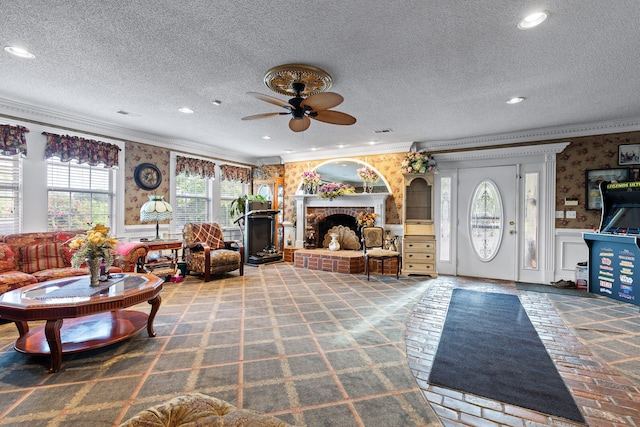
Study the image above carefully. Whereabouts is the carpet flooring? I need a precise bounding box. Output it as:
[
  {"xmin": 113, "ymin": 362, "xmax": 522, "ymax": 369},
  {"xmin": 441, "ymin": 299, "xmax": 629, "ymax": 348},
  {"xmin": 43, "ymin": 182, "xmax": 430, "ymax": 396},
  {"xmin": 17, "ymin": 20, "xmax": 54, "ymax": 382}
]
[
  {"xmin": 428, "ymin": 289, "xmax": 585, "ymax": 423},
  {"xmin": 0, "ymin": 264, "xmax": 441, "ymax": 426}
]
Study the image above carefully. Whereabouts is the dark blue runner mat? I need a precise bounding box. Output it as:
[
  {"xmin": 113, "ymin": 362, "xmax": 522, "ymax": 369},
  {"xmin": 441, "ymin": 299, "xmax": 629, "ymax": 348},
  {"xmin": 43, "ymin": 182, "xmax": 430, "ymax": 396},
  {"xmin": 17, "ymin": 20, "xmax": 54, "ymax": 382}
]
[{"xmin": 428, "ymin": 289, "xmax": 585, "ymax": 423}]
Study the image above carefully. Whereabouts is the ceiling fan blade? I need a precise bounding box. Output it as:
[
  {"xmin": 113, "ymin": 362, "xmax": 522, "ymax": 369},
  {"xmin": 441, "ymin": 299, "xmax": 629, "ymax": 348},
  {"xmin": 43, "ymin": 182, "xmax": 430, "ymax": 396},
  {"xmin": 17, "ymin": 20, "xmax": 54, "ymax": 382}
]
[
  {"xmin": 289, "ymin": 116, "xmax": 311, "ymax": 132},
  {"xmin": 301, "ymin": 92, "xmax": 344, "ymax": 111},
  {"xmin": 241, "ymin": 112, "xmax": 288, "ymax": 121},
  {"xmin": 312, "ymin": 110, "xmax": 357, "ymax": 125},
  {"xmin": 247, "ymin": 92, "xmax": 291, "ymax": 109}
]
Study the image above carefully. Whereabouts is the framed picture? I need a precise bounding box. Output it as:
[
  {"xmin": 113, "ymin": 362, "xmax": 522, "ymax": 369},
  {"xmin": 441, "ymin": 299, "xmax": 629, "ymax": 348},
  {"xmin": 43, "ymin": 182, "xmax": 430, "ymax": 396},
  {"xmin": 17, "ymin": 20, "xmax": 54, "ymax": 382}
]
[
  {"xmin": 585, "ymin": 168, "xmax": 629, "ymax": 210},
  {"xmin": 618, "ymin": 144, "xmax": 640, "ymax": 165}
]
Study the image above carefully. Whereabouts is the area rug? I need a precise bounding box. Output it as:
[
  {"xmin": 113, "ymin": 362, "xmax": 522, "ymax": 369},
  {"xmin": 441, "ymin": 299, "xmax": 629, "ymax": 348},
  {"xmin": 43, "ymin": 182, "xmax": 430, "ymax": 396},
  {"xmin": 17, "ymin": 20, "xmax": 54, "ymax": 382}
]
[{"xmin": 428, "ymin": 289, "xmax": 585, "ymax": 423}]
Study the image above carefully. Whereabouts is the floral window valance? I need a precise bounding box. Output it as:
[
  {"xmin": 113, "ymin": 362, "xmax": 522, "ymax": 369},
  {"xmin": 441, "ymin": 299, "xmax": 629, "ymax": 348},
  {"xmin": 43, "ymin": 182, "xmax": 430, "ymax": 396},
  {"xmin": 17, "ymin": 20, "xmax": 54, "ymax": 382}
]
[
  {"xmin": 175, "ymin": 155, "xmax": 216, "ymax": 179},
  {"xmin": 0, "ymin": 124, "xmax": 29, "ymax": 156},
  {"xmin": 43, "ymin": 132, "xmax": 120, "ymax": 168},
  {"xmin": 220, "ymin": 164, "xmax": 251, "ymax": 183}
]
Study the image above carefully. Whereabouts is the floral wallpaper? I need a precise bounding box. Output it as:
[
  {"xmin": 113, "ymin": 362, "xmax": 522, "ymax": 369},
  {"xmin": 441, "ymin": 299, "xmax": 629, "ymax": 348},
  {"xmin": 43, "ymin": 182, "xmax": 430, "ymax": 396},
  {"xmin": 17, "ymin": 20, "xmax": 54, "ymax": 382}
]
[
  {"xmin": 282, "ymin": 153, "xmax": 407, "ymax": 225},
  {"xmin": 555, "ymin": 130, "xmax": 640, "ymax": 229},
  {"xmin": 125, "ymin": 141, "xmax": 171, "ymax": 225}
]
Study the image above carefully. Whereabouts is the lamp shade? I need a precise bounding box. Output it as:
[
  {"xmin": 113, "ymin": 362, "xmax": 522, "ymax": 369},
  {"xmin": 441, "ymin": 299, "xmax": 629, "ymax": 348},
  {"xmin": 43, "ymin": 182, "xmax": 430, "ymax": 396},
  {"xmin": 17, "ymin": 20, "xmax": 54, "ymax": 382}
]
[{"xmin": 140, "ymin": 195, "xmax": 173, "ymax": 222}]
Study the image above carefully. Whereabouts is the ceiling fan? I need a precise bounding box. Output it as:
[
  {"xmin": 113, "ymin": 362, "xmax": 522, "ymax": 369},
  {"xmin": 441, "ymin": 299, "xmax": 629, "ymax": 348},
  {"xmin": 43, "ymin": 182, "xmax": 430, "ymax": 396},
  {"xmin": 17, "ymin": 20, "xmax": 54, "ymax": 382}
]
[{"xmin": 241, "ymin": 64, "xmax": 357, "ymax": 132}]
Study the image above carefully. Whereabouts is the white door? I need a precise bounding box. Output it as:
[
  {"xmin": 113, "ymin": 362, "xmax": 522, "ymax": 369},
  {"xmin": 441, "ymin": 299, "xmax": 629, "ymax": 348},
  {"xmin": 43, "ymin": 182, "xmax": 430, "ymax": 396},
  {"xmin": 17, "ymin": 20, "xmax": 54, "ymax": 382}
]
[{"xmin": 457, "ymin": 166, "xmax": 518, "ymax": 280}]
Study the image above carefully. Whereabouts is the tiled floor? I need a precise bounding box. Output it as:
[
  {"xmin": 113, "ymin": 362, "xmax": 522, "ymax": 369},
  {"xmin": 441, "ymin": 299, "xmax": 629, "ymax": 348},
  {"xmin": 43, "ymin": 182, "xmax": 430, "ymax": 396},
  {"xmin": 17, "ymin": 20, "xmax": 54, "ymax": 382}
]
[
  {"xmin": 407, "ymin": 275, "xmax": 640, "ymax": 426},
  {"xmin": 1, "ymin": 267, "xmax": 639, "ymax": 426}
]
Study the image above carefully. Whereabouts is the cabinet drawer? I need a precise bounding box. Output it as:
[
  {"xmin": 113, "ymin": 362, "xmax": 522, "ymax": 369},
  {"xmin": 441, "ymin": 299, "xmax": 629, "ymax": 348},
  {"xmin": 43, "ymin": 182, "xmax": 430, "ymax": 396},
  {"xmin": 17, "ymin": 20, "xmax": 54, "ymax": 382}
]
[
  {"xmin": 404, "ymin": 223, "xmax": 434, "ymax": 235},
  {"xmin": 403, "ymin": 262, "xmax": 436, "ymax": 274},
  {"xmin": 404, "ymin": 252, "xmax": 435, "ymax": 262},
  {"xmin": 403, "ymin": 240, "xmax": 436, "ymax": 252}
]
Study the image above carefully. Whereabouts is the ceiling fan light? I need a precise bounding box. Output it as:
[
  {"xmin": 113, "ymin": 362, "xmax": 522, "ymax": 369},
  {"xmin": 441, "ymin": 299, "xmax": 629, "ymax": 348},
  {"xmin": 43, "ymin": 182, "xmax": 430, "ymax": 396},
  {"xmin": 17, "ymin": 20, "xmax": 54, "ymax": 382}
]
[{"xmin": 518, "ymin": 11, "xmax": 548, "ymax": 29}]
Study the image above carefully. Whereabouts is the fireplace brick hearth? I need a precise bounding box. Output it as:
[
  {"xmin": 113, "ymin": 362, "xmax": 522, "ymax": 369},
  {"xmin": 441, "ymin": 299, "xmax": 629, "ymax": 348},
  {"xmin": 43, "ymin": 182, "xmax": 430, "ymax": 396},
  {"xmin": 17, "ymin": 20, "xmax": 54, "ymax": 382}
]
[{"xmin": 293, "ymin": 248, "xmax": 399, "ymax": 276}]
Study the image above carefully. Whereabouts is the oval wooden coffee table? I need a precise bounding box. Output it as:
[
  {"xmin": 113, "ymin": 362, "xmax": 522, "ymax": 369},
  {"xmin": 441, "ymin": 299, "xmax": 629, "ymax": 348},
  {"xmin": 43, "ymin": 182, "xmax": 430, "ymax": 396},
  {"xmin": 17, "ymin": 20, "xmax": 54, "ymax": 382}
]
[{"xmin": 0, "ymin": 273, "xmax": 163, "ymax": 373}]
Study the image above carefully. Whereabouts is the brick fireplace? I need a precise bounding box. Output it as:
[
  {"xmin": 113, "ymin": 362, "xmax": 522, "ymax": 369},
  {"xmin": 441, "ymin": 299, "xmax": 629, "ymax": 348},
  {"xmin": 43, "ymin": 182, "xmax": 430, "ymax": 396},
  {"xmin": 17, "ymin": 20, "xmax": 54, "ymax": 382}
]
[{"xmin": 293, "ymin": 193, "xmax": 389, "ymax": 248}]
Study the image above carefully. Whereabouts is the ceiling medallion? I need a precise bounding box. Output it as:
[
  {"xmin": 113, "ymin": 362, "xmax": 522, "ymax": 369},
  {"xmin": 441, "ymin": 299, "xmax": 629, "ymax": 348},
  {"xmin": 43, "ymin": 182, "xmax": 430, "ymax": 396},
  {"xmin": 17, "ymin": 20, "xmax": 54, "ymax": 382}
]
[{"xmin": 264, "ymin": 64, "xmax": 333, "ymax": 97}]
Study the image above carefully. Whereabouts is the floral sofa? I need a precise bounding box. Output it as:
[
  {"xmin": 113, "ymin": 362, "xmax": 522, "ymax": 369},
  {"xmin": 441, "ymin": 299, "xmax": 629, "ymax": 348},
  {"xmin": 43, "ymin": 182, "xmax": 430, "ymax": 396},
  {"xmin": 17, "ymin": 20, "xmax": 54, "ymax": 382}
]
[
  {"xmin": 0, "ymin": 231, "xmax": 148, "ymax": 296},
  {"xmin": 119, "ymin": 393, "xmax": 296, "ymax": 426}
]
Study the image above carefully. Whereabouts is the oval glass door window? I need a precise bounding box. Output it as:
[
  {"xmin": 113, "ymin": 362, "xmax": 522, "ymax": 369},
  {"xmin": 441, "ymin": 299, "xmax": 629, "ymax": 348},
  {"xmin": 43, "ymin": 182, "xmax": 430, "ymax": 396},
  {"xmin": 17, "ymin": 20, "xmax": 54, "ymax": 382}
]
[{"xmin": 469, "ymin": 179, "xmax": 504, "ymax": 261}]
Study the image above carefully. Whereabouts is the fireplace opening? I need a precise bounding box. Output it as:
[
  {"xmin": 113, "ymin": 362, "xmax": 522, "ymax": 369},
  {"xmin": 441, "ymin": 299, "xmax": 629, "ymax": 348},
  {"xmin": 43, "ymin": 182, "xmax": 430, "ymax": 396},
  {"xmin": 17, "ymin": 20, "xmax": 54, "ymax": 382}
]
[{"xmin": 317, "ymin": 214, "xmax": 359, "ymax": 249}]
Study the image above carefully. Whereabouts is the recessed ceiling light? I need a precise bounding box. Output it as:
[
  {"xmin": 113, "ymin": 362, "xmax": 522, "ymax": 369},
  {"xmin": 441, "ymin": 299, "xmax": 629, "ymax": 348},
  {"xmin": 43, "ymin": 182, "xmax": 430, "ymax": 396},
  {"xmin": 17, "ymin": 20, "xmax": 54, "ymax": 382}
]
[
  {"xmin": 517, "ymin": 11, "xmax": 548, "ymax": 29},
  {"xmin": 4, "ymin": 46, "xmax": 35, "ymax": 59},
  {"xmin": 178, "ymin": 107, "xmax": 194, "ymax": 114},
  {"xmin": 337, "ymin": 144, "xmax": 347, "ymax": 148},
  {"xmin": 211, "ymin": 100, "xmax": 222, "ymax": 106},
  {"xmin": 368, "ymin": 141, "xmax": 377, "ymax": 145},
  {"xmin": 506, "ymin": 97, "xmax": 525, "ymax": 104},
  {"xmin": 311, "ymin": 147, "xmax": 319, "ymax": 151},
  {"xmin": 262, "ymin": 136, "xmax": 271, "ymax": 140},
  {"xmin": 283, "ymin": 149, "xmax": 294, "ymax": 153}
]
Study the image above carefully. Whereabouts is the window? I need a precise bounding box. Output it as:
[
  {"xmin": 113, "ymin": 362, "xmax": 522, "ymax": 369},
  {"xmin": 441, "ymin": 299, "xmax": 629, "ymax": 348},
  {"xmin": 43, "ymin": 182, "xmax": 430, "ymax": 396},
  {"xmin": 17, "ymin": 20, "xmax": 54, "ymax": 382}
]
[
  {"xmin": 469, "ymin": 179, "xmax": 503, "ymax": 261},
  {"xmin": 220, "ymin": 180, "xmax": 244, "ymax": 228},
  {"xmin": 47, "ymin": 158, "xmax": 114, "ymax": 230},
  {"xmin": 439, "ymin": 176, "xmax": 451, "ymax": 262},
  {"xmin": 524, "ymin": 172, "xmax": 539, "ymax": 269},
  {"xmin": 175, "ymin": 172, "xmax": 211, "ymax": 227},
  {"xmin": 0, "ymin": 154, "xmax": 22, "ymax": 234}
]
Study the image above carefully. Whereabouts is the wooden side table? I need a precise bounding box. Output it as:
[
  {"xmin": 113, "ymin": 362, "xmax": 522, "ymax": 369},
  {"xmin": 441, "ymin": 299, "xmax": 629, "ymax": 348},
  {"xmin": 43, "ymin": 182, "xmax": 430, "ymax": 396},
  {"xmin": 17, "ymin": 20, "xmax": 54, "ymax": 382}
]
[{"xmin": 137, "ymin": 240, "xmax": 183, "ymax": 273}]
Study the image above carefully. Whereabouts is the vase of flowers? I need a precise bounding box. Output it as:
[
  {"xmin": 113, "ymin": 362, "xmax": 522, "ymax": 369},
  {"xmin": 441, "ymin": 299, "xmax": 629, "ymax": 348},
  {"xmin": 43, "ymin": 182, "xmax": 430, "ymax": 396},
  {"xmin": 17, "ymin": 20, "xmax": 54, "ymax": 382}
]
[
  {"xmin": 302, "ymin": 171, "xmax": 321, "ymax": 194},
  {"xmin": 401, "ymin": 151, "xmax": 437, "ymax": 174},
  {"xmin": 356, "ymin": 167, "xmax": 379, "ymax": 193},
  {"xmin": 318, "ymin": 183, "xmax": 356, "ymax": 200},
  {"xmin": 356, "ymin": 211, "xmax": 378, "ymax": 228},
  {"xmin": 68, "ymin": 224, "xmax": 118, "ymax": 286}
]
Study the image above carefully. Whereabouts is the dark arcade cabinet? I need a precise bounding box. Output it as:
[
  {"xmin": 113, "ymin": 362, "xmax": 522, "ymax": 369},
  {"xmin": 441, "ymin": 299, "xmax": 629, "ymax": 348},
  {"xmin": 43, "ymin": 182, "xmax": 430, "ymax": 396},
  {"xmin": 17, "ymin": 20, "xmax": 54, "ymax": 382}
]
[
  {"xmin": 583, "ymin": 181, "xmax": 640, "ymax": 307},
  {"xmin": 244, "ymin": 200, "xmax": 282, "ymax": 265}
]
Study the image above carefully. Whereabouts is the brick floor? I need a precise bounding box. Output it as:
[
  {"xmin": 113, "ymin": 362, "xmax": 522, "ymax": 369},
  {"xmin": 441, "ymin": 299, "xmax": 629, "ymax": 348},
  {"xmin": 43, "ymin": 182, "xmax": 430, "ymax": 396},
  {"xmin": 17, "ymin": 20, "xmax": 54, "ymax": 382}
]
[{"xmin": 407, "ymin": 276, "xmax": 640, "ymax": 426}]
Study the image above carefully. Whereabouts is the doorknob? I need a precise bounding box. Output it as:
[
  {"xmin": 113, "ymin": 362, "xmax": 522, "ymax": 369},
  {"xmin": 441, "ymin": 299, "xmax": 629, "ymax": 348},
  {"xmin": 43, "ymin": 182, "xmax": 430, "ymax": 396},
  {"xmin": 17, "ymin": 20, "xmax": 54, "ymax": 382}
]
[{"xmin": 509, "ymin": 221, "xmax": 515, "ymax": 225}]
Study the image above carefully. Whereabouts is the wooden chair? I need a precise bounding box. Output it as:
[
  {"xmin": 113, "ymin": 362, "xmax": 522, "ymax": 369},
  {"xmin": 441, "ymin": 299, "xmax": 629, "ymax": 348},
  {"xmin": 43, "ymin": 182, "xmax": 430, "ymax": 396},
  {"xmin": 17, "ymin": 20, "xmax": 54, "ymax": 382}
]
[{"xmin": 361, "ymin": 226, "xmax": 401, "ymax": 280}]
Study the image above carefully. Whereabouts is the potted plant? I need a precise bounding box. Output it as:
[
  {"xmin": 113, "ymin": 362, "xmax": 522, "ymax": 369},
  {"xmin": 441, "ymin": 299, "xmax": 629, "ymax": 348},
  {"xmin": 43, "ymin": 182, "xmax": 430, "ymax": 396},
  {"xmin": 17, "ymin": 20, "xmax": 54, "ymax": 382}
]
[{"xmin": 229, "ymin": 194, "xmax": 267, "ymax": 221}]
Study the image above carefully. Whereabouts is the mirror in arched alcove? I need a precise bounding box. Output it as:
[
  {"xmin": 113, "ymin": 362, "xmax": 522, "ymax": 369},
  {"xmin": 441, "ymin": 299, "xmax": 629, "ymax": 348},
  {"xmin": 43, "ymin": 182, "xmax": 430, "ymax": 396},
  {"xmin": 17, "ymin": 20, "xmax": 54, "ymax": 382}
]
[{"xmin": 300, "ymin": 159, "xmax": 390, "ymax": 193}]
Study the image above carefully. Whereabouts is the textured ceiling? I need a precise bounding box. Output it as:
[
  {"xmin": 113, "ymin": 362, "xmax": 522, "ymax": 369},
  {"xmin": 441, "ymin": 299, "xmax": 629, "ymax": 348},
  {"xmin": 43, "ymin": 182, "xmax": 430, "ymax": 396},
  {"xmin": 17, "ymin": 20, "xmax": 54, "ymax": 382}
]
[{"xmin": 1, "ymin": 1, "xmax": 639, "ymax": 163}]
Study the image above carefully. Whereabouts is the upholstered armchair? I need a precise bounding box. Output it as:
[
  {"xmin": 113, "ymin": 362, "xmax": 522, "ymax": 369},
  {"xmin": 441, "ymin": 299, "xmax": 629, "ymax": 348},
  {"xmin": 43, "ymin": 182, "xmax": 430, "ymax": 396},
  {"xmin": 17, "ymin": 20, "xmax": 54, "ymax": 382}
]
[
  {"xmin": 119, "ymin": 393, "xmax": 295, "ymax": 426},
  {"xmin": 183, "ymin": 223, "xmax": 243, "ymax": 281},
  {"xmin": 361, "ymin": 226, "xmax": 401, "ymax": 280}
]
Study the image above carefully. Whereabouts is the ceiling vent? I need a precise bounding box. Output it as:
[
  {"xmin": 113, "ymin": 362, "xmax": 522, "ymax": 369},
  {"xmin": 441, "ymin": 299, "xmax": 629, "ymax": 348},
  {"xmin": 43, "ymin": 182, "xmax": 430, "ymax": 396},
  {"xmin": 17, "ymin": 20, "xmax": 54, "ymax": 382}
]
[{"xmin": 374, "ymin": 128, "xmax": 393, "ymax": 133}]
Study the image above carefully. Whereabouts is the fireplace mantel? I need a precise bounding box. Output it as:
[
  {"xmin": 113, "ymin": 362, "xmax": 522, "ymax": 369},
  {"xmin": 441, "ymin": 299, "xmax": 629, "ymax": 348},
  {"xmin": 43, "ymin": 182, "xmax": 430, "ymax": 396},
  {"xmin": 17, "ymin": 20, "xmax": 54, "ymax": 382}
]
[{"xmin": 293, "ymin": 193, "xmax": 389, "ymax": 247}]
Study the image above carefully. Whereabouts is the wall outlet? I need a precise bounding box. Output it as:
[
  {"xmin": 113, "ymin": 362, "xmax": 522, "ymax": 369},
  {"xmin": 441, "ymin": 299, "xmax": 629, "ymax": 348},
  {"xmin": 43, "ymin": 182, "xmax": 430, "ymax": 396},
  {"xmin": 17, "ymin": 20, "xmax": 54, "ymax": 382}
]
[
  {"xmin": 566, "ymin": 211, "xmax": 577, "ymax": 219},
  {"xmin": 555, "ymin": 211, "xmax": 564, "ymax": 219}
]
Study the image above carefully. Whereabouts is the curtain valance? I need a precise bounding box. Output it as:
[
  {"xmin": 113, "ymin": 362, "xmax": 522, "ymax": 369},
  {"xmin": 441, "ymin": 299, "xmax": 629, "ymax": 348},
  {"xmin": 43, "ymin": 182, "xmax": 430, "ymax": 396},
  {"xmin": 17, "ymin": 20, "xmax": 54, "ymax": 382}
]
[
  {"xmin": 0, "ymin": 124, "xmax": 29, "ymax": 156},
  {"xmin": 220, "ymin": 164, "xmax": 251, "ymax": 183},
  {"xmin": 175, "ymin": 156, "xmax": 216, "ymax": 179},
  {"xmin": 43, "ymin": 132, "xmax": 120, "ymax": 168}
]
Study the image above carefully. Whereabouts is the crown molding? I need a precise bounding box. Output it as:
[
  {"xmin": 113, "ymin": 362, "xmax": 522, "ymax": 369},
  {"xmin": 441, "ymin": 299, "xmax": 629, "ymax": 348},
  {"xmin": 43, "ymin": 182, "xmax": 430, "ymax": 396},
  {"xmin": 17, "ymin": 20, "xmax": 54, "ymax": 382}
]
[
  {"xmin": 415, "ymin": 117, "xmax": 640, "ymax": 152},
  {"xmin": 434, "ymin": 142, "xmax": 570, "ymax": 163},
  {"xmin": 279, "ymin": 141, "xmax": 412, "ymax": 163},
  {"xmin": 0, "ymin": 98, "xmax": 258, "ymax": 165}
]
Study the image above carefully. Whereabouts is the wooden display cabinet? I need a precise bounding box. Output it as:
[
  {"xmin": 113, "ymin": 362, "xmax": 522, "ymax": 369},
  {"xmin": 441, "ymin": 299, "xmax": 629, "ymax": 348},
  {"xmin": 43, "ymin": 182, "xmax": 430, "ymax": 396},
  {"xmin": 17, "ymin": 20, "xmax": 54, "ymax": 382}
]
[
  {"xmin": 253, "ymin": 177, "xmax": 284, "ymax": 252},
  {"xmin": 402, "ymin": 173, "xmax": 437, "ymax": 277}
]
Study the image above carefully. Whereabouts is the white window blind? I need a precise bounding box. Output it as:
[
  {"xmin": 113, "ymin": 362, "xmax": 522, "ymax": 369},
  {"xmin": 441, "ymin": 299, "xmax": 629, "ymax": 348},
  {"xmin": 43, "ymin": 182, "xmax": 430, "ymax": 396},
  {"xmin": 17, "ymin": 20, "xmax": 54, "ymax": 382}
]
[
  {"xmin": 220, "ymin": 179, "xmax": 244, "ymax": 228},
  {"xmin": 0, "ymin": 154, "xmax": 22, "ymax": 234},
  {"xmin": 47, "ymin": 157, "xmax": 114, "ymax": 231},
  {"xmin": 175, "ymin": 172, "xmax": 211, "ymax": 227}
]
